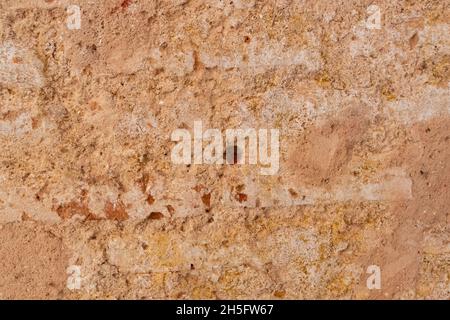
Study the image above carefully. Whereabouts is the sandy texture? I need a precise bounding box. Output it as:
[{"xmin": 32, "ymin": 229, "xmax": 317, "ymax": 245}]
[{"xmin": 0, "ymin": 0, "xmax": 448, "ymax": 299}]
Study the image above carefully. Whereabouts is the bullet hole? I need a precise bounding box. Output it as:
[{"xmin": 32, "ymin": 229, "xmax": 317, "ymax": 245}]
[
  {"xmin": 141, "ymin": 242, "xmax": 148, "ymax": 250},
  {"xmin": 420, "ymin": 170, "xmax": 428, "ymax": 178},
  {"xmin": 190, "ymin": 264, "xmax": 195, "ymax": 270},
  {"xmin": 244, "ymin": 36, "xmax": 251, "ymax": 43}
]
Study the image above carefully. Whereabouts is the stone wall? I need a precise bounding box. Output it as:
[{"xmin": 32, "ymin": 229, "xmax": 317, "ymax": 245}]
[{"xmin": 0, "ymin": 0, "xmax": 448, "ymax": 299}]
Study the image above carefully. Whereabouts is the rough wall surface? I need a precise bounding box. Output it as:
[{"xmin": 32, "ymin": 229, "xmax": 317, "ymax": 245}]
[{"xmin": 0, "ymin": 0, "xmax": 448, "ymax": 299}]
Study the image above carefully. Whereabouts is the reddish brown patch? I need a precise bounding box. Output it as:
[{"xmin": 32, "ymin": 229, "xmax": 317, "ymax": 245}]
[
  {"xmin": 31, "ymin": 117, "xmax": 39, "ymax": 129},
  {"xmin": 201, "ymin": 193, "xmax": 211, "ymax": 207},
  {"xmin": 288, "ymin": 188, "xmax": 298, "ymax": 197},
  {"xmin": 149, "ymin": 212, "xmax": 164, "ymax": 220},
  {"xmin": 193, "ymin": 184, "xmax": 205, "ymax": 192},
  {"xmin": 193, "ymin": 50, "xmax": 202, "ymax": 71},
  {"xmin": 55, "ymin": 201, "xmax": 96, "ymax": 220},
  {"xmin": 138, "ymin": 173, "xmax": 150, "ymax": 193},
  {"xmin": 104, "ymin": 201, "xmax": 128, "ymax": 221},
  {"xmin": 235, "ymin": 193, "xmax": 248, "ymax": 203},
  {"xmin": 273, "ymin": 290, "xmax": 286, "ymax": 298},
  {"xmin": 146, "ymin": 194, "xmax": 155, "ymax": 205},
  {"xmin": 120, "ymin": 0, "xmax": 132, "ymax": 9},
  {"xmin": 55, "ymin": 189, "xmax": 97, "ymax": 220}
]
